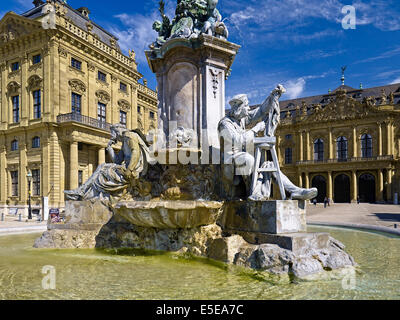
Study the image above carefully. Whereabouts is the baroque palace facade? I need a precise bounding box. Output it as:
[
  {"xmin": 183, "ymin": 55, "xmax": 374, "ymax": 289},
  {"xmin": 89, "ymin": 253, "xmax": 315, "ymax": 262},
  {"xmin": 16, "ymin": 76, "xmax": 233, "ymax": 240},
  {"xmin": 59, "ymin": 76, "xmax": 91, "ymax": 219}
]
[
  {"xmin": 276, "ymin": 82, "xmax": 400, "ymax": 204},
  {"xmin": 0, "ymin": 1, "xmax": 157, "ymax": 216}
]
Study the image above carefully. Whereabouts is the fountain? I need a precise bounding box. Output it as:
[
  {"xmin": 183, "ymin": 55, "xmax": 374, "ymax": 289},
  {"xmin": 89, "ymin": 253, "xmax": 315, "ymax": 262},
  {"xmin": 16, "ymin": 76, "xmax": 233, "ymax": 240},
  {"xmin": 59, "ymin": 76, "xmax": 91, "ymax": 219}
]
[{"xmin": 34, "ymin": 0, "xmax": 356, "ymax": 281}]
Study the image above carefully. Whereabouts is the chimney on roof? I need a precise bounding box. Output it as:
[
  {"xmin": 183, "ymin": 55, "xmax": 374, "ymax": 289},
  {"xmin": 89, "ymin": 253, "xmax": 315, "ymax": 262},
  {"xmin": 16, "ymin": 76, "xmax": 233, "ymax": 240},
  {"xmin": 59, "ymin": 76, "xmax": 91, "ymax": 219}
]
[
  {"xmin": 77, "ymin": 7, "xmax": 91, "ymax": 18},
  {"xmin": 33, "ymin": 0, "xmax": 44, "ymax": 7}
]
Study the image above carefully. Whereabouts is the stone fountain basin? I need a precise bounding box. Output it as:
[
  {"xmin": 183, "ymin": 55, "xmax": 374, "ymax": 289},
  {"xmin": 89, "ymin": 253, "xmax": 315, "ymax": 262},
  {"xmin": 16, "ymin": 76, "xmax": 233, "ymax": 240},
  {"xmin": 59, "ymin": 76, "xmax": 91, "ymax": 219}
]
[{"xmin": 114, "ymin": 201, "xmax": 224, "ymax": 229}]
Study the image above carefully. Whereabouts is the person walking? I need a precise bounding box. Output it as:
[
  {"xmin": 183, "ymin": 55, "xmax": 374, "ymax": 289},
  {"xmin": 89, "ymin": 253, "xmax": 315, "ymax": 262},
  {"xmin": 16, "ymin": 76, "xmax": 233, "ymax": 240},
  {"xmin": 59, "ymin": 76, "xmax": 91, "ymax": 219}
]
[
  {"xmin": 313, "ymin": 198, "xmax": 317, "ymax": 206},
  {"xmin": 324, "ymin": 197, "xmax": 328, "ymax": 208}
]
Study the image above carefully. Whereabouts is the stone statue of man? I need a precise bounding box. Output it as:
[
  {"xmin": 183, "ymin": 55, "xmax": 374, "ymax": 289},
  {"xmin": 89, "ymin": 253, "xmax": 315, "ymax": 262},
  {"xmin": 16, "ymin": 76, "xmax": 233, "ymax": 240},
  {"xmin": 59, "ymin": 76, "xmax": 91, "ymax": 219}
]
[
  {"xmin": 64, "ymin": 124, "xmax": 151, "ymax": 201},
  {"xmin": 218, "ymin": 85, "xmax": 317, "ymax": 201}
]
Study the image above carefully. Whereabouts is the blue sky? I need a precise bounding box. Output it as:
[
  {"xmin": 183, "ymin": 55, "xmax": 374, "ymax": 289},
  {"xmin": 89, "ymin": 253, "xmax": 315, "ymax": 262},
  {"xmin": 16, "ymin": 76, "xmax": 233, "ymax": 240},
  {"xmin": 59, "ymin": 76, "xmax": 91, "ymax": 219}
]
[{"xmin": 4, "ymin": 0, "xmax": 400, "ymax": 104}]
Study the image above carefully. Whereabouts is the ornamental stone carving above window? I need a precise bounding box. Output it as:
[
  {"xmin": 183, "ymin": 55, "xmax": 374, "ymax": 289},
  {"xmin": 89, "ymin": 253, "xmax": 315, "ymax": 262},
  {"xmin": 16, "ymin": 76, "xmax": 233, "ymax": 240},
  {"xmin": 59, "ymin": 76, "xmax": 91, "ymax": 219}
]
[
  {"xmin": 118, "ymin": 99, "xmax": 130, "ymax": 112},
  {"xmin": 7, "ymin": 81, "xmax": 21, "ymax": 95},
  {"xmin": 27, "ymin": 75, "xmax": 43, "ymax": 90},
  {"xmin": 96, "ymin": 90, "xmax": 110, "ymax": 104},
  {"xmin": 68, "ymin": 79, "xmax": 86, "ymax": 95}
]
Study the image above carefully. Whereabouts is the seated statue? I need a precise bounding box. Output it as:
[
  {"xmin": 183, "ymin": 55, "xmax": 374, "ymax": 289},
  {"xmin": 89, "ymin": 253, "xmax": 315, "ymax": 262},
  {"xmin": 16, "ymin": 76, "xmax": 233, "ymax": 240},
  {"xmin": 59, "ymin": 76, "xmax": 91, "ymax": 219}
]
[
  {"xmin": 218, "ymin": 86, "xmax": 317, "ymax": 201},
  {"xmin": 64, "ymin": 124, "xmax": 151, "ymax": 202}
]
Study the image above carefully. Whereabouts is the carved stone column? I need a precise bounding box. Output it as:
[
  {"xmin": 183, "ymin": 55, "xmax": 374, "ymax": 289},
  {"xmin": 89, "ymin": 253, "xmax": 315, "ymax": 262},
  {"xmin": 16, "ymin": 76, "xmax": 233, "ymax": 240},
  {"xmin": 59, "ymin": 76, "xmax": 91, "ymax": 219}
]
[
  {"xmin": 378, "ymin": 122, "xmax": 383, "ymax": 156},
  {"xmin": 298, "ymin": 132, "xmax": 303, "ymax": 162},
  {"xmin": 304, "ymin": 172, "xmax": 310, "ymax": 189},
  {"xmin": 351, "ymin": 170, "xmax": 357, "ymax": 203},
  {"xmin": 377, "ymin": 169, "xmax": 384, "ymax": 202},
  {"xmin": 352, "ymin": 127, "xmax": 357, "ymax": 158},
  {"xmin": 305, "ymin": 131, "xmax": 310, "ymax": 161},
  {"xmin": 328, "ymin": 127, "xmax": 333, "ymax": 159},
  {"xmin": 70, "ymin": 141, "xmax": 79, "ymax": 190},
  {"xmin": 98, "ymin": 147, "xmax": 106, "ymax": 166},
  {"xmin": 327, "ymin": 171, "xmax": 333, "ymax": 200},
  {"xmin": 386, "ymin": 121, "xmax": 392, "ymax": 155},
  {"xmin": 298, "ymin": 173, "xmax": 303, "ymax": 189}
]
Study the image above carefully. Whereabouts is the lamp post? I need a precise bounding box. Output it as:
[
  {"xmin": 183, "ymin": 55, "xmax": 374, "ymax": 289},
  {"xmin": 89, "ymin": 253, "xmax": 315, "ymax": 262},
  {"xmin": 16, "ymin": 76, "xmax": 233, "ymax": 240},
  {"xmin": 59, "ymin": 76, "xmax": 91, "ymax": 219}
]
[{"xmin": 27, "ymin": 170, "xmax": 32, "ymax": 220}]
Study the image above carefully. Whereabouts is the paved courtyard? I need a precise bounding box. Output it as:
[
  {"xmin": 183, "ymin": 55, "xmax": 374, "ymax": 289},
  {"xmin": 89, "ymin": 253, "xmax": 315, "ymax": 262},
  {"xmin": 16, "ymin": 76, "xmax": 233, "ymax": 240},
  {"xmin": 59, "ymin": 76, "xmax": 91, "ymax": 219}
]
[{"xmin": 307, "ymin": 202, "xmax": 400, "ymax": 229}]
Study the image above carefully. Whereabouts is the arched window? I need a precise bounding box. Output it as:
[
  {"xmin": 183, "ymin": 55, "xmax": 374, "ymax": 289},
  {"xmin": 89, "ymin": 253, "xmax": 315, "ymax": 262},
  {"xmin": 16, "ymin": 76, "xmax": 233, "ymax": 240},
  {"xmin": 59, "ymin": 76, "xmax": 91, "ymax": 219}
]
[
  {"xmin": 361, "ymin": 134, "xmax": 373, "ymax": 158},
  {"xmin": 11, "ymin": 140, "xmax": 18, "ymax": 151},
  {"xmin": 337, "ymin": 136, "xmax": 348, "ymax": 161},
  {"xmin": 32, "ymin": 137, "xmax": 40, "ymax": 149},
  {"xmin": 314, "ymin": 139, "xmax": 324, "ymax": 161}
]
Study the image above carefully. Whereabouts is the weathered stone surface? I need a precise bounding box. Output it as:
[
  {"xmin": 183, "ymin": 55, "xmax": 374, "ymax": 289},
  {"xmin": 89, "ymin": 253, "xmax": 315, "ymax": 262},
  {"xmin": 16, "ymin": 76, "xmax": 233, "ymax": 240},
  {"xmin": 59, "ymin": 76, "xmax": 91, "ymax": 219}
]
[
  {"xmin": 34, "ymin": 229, "xmax": 99, "ymax": 249},
  {"xmin": 229, "ymin": 231, "xmax": 330, "ymax": 255},
  {"xmin": 34, "ymin": 201, "xmax": 113, "ymax": 249},
  {"xmin": 95, "ymin": 215, "xmax": 222, "ymax": 257},
  {"xmin": 208, "ymin": 235, "xmax": 250, "ymax": 264},
  {"xmin": 221, "ymin": 200, "xmax": 307, "ymax": 234},
  {"xmin": 34, "ymin": 199, "xmax": 356, "ymax": 281},
  {"xmin": 114, "ymin": 201, "xmax": 223, "ymax": 229}
]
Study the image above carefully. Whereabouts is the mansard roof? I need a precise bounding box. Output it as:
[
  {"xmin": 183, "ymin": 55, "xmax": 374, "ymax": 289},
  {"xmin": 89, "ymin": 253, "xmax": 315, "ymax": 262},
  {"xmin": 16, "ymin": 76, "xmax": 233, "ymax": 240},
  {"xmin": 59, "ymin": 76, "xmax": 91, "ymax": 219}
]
[{"xmin": 21, "ymin": 0, "xmax": 121, "ymax": 52}]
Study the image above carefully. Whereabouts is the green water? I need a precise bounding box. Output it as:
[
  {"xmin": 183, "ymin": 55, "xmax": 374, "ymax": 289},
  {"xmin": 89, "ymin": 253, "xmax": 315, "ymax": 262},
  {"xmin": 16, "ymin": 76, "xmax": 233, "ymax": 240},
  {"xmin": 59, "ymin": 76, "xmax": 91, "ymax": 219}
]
[{"xmin": 0, "ymin": 226, "xmax": 399, "ymax": 300}]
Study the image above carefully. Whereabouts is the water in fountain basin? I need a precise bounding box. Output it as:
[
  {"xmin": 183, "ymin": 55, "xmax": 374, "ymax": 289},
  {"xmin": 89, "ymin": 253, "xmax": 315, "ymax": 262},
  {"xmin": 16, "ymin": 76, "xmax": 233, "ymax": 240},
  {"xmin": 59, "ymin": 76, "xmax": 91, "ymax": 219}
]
[{"xmin": 0, "ymin": 226, "xmax": 399, "ymax": 300}]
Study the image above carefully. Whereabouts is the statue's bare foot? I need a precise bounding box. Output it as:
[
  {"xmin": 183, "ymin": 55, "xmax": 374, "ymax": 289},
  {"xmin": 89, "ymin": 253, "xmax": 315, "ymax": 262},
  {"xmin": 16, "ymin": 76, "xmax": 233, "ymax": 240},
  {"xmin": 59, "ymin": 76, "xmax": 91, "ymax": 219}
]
[{"xmin": 290, "ymin": 188, "xmax": 318, "ymax": 201}]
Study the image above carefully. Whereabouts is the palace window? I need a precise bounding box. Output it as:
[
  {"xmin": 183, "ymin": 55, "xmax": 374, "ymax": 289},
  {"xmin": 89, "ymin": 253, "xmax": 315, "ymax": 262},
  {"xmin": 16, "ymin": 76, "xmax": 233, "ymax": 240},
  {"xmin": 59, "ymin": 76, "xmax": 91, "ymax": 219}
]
[
  {"xmin": 11, "ymin": 171, "xmax": 18, "ymax": 197},
  {"xmin": 98, "ymin": 71, "xmax": 107, "ymax": 82},
  {"xmin": 32, "ymin": 137, "xmax": 40, "ymax": 149},
  {"xmin": 72, "ymin": 93, "xmax": 82, "ymax": 114},
  {"xmin": 98, "ymin": 102, "xmax": 107, "ymax": 123},
  {"xmin": 150, "ymin": 111, "xmax": 155, "ymax": 119},
  {"xmin": 361, "ymin": 134, "xmax": 373, "ymax": 158},
  {"xmin": 33, "ymin": 90, "xmax": 41, "ymax": 119},
  {"xmin": 285, "ymin": 134, "xmax": 292, "ymax": 140},
  {"xmin": 314, "ymin": 139, "xmax": 324, "ymax": 161},
  {"xmin": 120, "ymin": 82, "xmax": 127, "ymax": 92},
  {"xmin": 71, "ymin": 58, "xmax": 82, "ymax": 70},
  {"xmin": 11, "ymin": 140, "xmax": 18, "ymax": 151},
  {"xmin": 11, "ymin": 62, "xmax": 19, "ymax": 72},
  {"xmin": 12, "ymin": 95, "xmax": 20, "ymax": 123},
  {"xmin": 32, "ymin": 54, "xmax": 41, "ymax": 65},
  {"xmin": 32, "ymin": 169, "xmax": 40, "ymax": 196},
  {"xmin": 120, "ymin": 111, "xmax": 127, "ymax": 126},
  {"xmin": 137, "ymin": 106, "xmax": 141, "ymax": 114},
  {"xmin": 337, "ymin": 136, "xmax": 348, "ymax": 161},
  {"xmin": 285, "ymin": 148, "xmax": 293, "ymax": 164}
]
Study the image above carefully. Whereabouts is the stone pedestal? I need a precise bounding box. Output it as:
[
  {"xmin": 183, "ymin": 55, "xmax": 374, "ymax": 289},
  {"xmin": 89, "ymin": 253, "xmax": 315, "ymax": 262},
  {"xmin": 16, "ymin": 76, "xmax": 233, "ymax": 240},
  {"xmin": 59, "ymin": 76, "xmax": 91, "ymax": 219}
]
[
  {"xmin": 146, "ymin": 35, "xmax": 240, "ymax": 151},
  {"xmin": 221, "ymin": 200, "xmax": 307, "ymax": 235}
]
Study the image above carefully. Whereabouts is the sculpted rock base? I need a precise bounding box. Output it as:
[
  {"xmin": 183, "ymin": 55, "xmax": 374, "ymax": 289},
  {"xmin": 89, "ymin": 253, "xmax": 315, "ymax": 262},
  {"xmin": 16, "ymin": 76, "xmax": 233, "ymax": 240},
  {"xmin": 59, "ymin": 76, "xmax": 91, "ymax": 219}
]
[{"xmin": 34, "ymin": 200, "xmax": 356, "ymax": 281}]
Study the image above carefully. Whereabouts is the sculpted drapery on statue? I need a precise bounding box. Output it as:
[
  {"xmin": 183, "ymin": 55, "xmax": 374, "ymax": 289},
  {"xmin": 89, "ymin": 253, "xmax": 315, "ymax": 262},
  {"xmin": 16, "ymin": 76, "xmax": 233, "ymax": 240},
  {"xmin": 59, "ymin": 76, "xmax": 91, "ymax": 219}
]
[
  {"xmin": 64, "ymin": 125, "xmax": 151, "ymax": 201},
  {"xmin": 218, "ymin": 85, "xmax": 318, "ymax": 201},
  {"xmin": 151, "ymin": 0, "xmax": 229, "ymax": 49}
]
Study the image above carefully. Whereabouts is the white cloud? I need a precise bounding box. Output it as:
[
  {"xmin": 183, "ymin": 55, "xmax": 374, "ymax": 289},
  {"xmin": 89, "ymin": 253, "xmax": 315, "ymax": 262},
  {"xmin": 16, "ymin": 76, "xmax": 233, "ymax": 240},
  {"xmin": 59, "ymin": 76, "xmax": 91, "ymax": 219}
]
[
  {"xmin": 356, "ymin": 46, "xmax": 400, "ymax": 64},
  {"xmin": 110, "ymin": 13, "xmax": 158, "ymax": 64},
  {"xmin": 285, "ymin": 78, "xmax": 306, "ymax": 99},
  {"xmin": 391, "ymin": 77, "xmax": 400, "ymax": 85},
  {"xmin": 224, "ymin": 0, "xmax": 400, "ymax": 44}
]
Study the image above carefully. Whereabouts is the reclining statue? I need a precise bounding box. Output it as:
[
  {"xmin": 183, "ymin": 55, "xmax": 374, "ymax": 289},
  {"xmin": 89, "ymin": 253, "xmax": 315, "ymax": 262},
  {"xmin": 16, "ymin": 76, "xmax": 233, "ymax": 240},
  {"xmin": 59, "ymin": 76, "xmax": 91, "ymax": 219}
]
[
  {"xmin": 218, "ymin": 85, "xmax": 318, "ymax": 201},
  {"xmin": 64, "ymin": 124, "xmax": 151, "ymax": 202}
]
